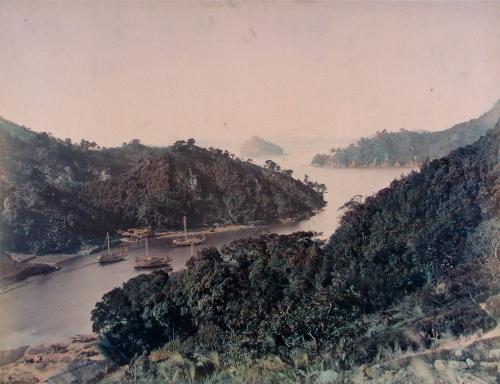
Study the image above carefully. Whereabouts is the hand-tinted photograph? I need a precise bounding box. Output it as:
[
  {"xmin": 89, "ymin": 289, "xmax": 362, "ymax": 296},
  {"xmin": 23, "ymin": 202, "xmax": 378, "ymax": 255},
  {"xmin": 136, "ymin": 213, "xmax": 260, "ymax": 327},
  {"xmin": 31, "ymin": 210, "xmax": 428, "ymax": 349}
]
[{"xmin": 0, "ymin": 1, "xmax": 499, "ymax": 383}]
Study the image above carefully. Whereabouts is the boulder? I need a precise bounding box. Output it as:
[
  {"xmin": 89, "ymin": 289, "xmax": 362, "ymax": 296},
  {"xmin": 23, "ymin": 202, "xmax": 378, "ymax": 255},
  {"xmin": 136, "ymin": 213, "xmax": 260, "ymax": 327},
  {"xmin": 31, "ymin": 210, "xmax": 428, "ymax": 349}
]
[
  {"xmin": 479, "ymin": 361, "xmax": 497, "ymax": 369},
  {"xmin": 433, "ymin": 360, "xmax": 446, "ymax": 371},
  {"xmin": 365, "ymin": 364, "xmax": 384, "ymax": 379},
  {"xmin": 488, "ymin": 349, "xmax": 500, "ymax": 359},
  {"xmin": 290, "ymin": 349, "xmax": 309, "ymax": 369},
  {"xmin": 194, "ymin": 355, "xmax": 217, "ymax": 379},
  {"xmin": 447, "ymin": 360, "xmax": 468, "ymax": 371},
  {"xmin": 47, "ymin": 359, "xmax": 114, "ymax": 384},
  {"xmin": 315, "ymin": 370, "xmax": 339, "ymax": 384},
  {"xmin": 465, "ymin": 358, "xmax": 476, "ymax": 369}
]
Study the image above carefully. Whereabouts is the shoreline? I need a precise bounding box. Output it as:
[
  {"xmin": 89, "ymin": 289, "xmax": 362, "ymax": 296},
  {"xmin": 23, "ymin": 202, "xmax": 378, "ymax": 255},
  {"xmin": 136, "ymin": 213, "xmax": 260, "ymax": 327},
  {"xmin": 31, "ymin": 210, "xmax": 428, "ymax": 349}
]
[
  {"xmin": 2, "ymin": 224, "xmax": 255, "ymax": 271},
  {"xmin": 310, "ymin": 164, "xmax": 418, "ymax": 170},
  {"xmin": 0, "ymin": 219, "xmax": 315, "ymax": 285}
]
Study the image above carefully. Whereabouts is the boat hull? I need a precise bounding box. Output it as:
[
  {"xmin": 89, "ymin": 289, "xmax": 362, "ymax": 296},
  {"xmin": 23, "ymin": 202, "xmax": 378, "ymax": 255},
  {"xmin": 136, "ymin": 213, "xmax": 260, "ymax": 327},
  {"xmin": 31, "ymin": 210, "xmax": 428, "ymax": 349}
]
[
  {"xmin": 134, "ymin": 258, "xmax": 171, "ymax": 269},
  {"xmin": 172, "ymin": 236, "xmax": 206, "ymax": 246},
  {"xmin": 97, "ymin": 255, "xmax": 125, "ymax": 264},
  {"xmin": 97, "ymin": 248, "xmax": 127, "ymax": 264}
]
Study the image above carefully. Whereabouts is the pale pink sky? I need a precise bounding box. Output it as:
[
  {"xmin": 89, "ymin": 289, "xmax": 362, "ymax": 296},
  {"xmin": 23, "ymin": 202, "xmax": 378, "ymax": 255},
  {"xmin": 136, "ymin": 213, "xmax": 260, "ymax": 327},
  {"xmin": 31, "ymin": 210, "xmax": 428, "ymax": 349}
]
[{"xmin": 0, "ymin": 1, "xmax": 499, "ymax": 147}]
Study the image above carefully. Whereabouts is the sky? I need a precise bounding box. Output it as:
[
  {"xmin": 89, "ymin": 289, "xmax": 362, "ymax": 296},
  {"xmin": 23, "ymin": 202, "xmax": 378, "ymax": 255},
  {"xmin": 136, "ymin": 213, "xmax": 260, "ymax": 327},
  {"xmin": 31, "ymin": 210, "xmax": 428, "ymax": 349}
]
[{"xmin": 0, "ymin": 1, "xmax": 499, "ymax": 148}]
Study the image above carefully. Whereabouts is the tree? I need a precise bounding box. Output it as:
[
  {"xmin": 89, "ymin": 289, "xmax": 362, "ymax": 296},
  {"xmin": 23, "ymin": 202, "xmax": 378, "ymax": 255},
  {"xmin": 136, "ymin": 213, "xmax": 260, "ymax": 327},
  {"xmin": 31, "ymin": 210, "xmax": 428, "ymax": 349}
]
[
  {"xmin": 91, "ymin": 271, "xmax": 171, "ymax": 364},
  {"xmin": 80, "ymin": 139, "xmax": 90, "ymax": 150},
  {"xmin": 314, "ymin": 182, "xmax": 327, "ymax": 195},
  {"xmin": 264, "ymin": 160, "xmax": 281, "ymax": 172}
]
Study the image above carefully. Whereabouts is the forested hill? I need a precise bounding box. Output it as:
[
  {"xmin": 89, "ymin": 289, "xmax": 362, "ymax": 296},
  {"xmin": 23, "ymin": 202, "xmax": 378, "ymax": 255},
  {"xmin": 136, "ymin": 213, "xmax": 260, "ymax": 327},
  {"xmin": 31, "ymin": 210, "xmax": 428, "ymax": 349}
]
[
  {"xmin": 0, "ymin": 120, "xmax": 325, "ymax": 254},
  {"xmin": 0, "ymin": 117, "xmax": 160, "ymax": 185},
  {"xmin": 312, "ymin": 99, "xmax": 500, "ymax": 167},
  {"xmin": 82, "ymin": 143, "xmax": 325, "ymax": 230},
  {"xmin": 92, "ymin": 124, "xmax": 499, "ymax": 379}
]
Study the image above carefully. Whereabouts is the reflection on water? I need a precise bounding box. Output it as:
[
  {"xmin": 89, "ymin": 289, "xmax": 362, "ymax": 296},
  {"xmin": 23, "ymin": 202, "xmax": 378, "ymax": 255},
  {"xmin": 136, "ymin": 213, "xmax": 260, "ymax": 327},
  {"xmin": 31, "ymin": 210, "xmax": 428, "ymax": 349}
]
[{"xmin": 0, "ymin": 153, "xmax": 414, "ymax": 349}]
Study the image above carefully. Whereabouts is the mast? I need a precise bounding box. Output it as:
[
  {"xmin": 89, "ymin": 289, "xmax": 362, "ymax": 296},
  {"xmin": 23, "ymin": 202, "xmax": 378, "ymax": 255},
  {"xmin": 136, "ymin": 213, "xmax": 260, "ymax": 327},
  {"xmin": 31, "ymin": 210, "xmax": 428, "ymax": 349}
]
[
  {"xmin": 107, "ymin": 232, "xmax": 110, "ymax": 254},
  {"xmin": 183, "ymin": 215, "xmax": 188, "ymax": 239},
  {"xmin": 145, "ymin": 237, "xmax": 149, "ymax": 259}
]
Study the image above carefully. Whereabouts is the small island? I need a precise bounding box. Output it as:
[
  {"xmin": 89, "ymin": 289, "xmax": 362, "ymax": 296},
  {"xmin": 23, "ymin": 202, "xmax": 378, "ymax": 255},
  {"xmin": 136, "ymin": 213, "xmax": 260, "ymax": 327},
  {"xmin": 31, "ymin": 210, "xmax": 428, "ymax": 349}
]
[{"xmin": 240, "ymin": 136, "xmax": 284, "ymax": 158}]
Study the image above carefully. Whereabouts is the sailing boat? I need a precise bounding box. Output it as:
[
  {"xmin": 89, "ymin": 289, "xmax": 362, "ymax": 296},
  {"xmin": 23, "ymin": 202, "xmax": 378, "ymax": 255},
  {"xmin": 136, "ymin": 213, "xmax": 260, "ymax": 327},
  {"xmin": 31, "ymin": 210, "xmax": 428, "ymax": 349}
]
[
  {"xmin": 134, "ymin": 236, "xmax": 172, "ymax": 269},
  {"xmin": 97, "ymin": 232, "xmax": 127, "ymax": 264},
  {"xmin": 172, "ymin": 216, "xmax": 206, "ymax": 246}
]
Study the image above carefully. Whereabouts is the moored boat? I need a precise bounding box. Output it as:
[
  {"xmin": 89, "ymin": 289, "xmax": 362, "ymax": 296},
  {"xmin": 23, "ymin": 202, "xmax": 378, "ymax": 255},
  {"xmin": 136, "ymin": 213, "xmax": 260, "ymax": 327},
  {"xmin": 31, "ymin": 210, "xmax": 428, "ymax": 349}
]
[
  {"xmin": 173, "ymin": 216, "xmax": 206, "ymax": 246},
  {"xmin": 134, "ymin": 237, "xmax": 172, "ymax": 269},
  {"xmin": 172, "ymin": 236, "xmax": 206, "ymax": 246},
  {"xmin": 97, "ymin": 232, "xmax": 127, "ymax": 264}
]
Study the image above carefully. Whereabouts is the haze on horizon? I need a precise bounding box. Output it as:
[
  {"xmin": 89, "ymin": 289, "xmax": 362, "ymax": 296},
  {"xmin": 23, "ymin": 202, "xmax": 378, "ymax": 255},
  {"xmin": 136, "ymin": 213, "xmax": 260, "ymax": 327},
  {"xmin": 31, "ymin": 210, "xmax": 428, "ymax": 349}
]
[{"xmin": 0, "ymin": 1, "xmax": 499, "ymax": 148}]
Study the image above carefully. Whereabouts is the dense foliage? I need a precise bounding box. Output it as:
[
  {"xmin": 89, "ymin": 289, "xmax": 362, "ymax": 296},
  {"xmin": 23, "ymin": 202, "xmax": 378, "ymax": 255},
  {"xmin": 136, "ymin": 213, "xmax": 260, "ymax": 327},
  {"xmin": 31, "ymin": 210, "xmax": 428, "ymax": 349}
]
[
  {"xmin": 92, "ymin": 125, "xmax": 499, "ymax": 369},
  {"xmin": 92, "ymin": 232, "xmax": 354, "ymax": 364},
  {"xmin": 312, "ymin": 99, "xmax": 500, "ymax": 167},
  {"xmin": 82, "ymin": 144, "xmax": 325, "ymax": 229},
  {"xmin": 240, "ymin": 136, "xmax": 284, "ymax": 158},
  {"xmin": 0, "ymin": 119, "xmax": 325, "ymax": 254}
]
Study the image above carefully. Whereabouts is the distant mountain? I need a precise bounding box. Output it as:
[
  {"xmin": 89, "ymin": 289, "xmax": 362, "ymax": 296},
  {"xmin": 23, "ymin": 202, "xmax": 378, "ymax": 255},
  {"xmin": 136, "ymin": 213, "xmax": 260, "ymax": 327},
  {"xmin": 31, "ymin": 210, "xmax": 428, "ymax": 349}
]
[
  {"xmin": 240, "ymin": 136, "xmax": 284, "ymax": 158},
  {"xmin": 312, "ymin": 99, "xmax": 500, "ymax": 167},
  {"xmin": 0, "ymin": 121, "xmax": 325, "ymax": 254}
]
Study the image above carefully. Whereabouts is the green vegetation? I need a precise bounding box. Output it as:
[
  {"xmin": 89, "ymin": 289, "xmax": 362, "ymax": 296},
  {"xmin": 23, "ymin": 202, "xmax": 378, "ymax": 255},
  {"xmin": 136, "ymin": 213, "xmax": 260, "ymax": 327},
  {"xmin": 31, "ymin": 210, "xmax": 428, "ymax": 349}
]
[
  {"xmin": 92, "ymin": 124, "xmax": 499, "ymax": 382},
  {"xmin": 82, "ymin": 145, "xmax": 325, "ymax": 230},
  {"xmin": 0, "ymin": 119, "xmax": 325, "ymax": 254},
  {"xmin": 240, "ymin": 136, "xmax": 284, "ymax": 158},
  {"xmin": 312, "ymin": 99, "xmax": 500, "ymax": 167}
]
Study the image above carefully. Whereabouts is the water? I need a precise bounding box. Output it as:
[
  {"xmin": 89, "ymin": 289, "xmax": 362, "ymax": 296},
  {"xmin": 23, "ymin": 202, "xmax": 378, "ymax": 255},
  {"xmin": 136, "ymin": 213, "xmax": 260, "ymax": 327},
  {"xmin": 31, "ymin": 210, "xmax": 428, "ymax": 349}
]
[{"xmin": 0, "ymin": 153, "xmax": 413, "ymax": 349}]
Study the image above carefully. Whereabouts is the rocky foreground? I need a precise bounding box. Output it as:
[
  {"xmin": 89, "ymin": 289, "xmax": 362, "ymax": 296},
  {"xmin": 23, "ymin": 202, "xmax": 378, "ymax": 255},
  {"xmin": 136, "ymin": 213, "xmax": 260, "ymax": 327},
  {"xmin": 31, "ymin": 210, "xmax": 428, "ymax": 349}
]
[
  {"xmin": 0, "ymin": 336, "xmax": 121, "ymax": 384},
  {"xmin": 352, "ymin": 330, "xmax": 500, "ymax": 383},
  {"xmin": 2, "ymin": 328, "xmax": 500, "ymax": 383}
]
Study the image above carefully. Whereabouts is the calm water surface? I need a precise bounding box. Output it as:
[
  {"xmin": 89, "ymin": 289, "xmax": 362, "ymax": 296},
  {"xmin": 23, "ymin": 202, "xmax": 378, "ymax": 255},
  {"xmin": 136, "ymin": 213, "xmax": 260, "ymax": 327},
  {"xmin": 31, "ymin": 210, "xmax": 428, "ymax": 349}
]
[{"xmin": 0, "ymin": 153, "xmax": 413, "ymax": 349}]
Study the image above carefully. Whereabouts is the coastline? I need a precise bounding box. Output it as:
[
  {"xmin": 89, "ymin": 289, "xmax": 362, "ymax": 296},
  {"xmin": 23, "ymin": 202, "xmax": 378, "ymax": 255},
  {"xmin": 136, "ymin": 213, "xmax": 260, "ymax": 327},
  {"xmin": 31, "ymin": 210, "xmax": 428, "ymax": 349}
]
[
  {"xmin": 152, "ymin": 222, "xmax": 257, "ymax": 241},
  {"xmin": 0, "ymin": 221, "xmax": 301, "ymax": 285},
  {"xmin": 310, "ymin": 163, "xmax": 419, "ymax": 169}
]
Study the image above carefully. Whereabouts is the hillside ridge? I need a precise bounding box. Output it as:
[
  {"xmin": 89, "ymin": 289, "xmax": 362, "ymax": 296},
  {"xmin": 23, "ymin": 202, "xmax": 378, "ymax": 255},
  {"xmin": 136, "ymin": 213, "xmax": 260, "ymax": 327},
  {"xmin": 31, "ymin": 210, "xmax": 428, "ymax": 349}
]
[
  {"xmin": 312, "ymin": 99, "xmax": 500, "ymax": 167},
  {"xmin": 0, "ymin": 122, "xmax": 325, "ymax": 254}
]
